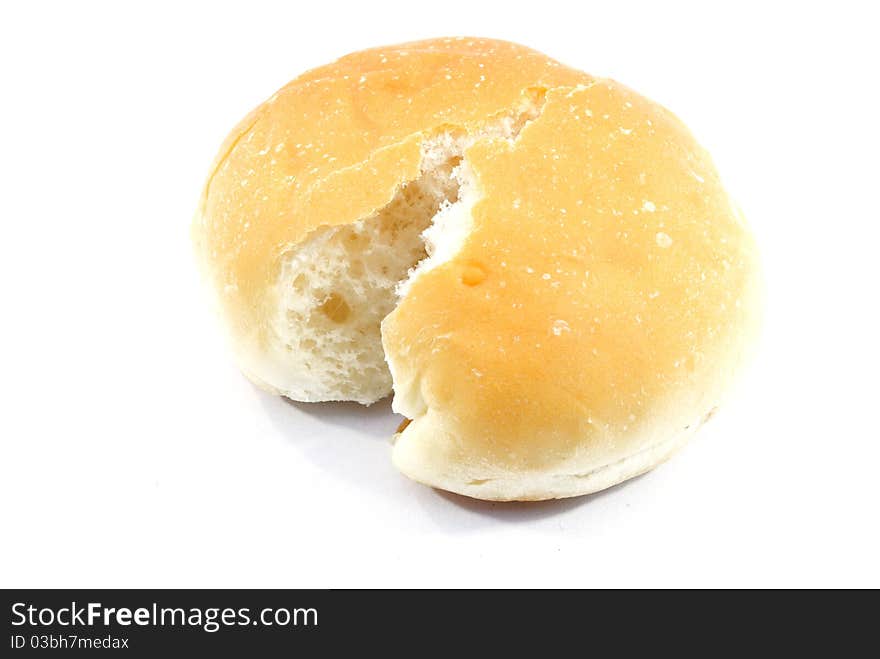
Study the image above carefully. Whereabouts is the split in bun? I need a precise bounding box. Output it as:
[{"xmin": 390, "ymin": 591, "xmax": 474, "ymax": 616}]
[{"xmin": 193, "ymin": 38, "xmax": 762, "ymax": 500}]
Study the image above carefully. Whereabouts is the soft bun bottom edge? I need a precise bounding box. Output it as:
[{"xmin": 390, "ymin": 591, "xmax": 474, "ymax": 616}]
[{"xmin": 391, "ymin": 421, "xmax": 700, "ymax": 502}]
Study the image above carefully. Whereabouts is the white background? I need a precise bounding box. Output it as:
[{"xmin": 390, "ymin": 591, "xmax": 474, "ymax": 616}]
[{"xmin": 1, "ymin": 1, "xmax": 878, "ymax": 588}]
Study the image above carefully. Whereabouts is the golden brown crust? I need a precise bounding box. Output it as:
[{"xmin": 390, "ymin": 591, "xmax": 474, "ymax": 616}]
[
  {"xmin": 193, "ymin": 37, "xmax": 590, "ymax": 347},
  {"xmin": 382, "ymin": 78, "xmax": 760, "ymax": 486}
]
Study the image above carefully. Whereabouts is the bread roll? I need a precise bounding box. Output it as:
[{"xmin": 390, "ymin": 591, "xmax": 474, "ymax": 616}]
[{"xmin": 193, "ymin": 37, "xmax": 762, "ymax": 500}]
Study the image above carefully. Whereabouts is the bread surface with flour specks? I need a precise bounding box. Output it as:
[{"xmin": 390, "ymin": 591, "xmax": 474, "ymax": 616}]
[{"xmin": 193, "ymin": 37, "xmax": 762, "ymax": 500}]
